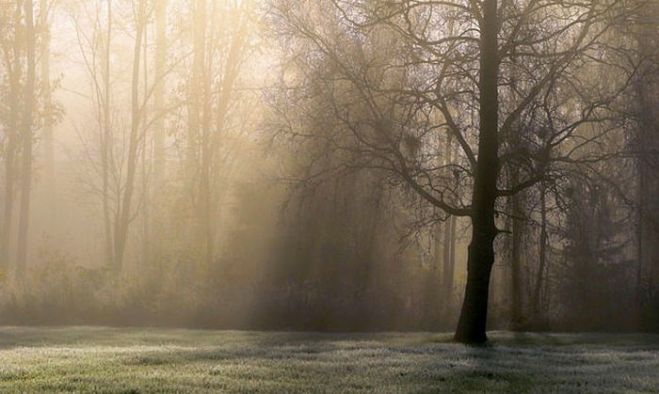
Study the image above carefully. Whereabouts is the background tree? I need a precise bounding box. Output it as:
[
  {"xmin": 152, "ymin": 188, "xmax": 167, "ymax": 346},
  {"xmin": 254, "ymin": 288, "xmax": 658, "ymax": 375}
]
[
  {"xmin": 0, "ymin": 0, "xmax": 654, "ymax": 336},
  {"xmin": 0, "ymin": 3, "xmax": 23, "ymax": 277}
]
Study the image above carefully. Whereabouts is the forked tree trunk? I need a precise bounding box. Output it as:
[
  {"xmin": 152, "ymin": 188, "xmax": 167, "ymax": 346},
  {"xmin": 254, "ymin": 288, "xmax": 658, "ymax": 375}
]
[
  {"xmin": 454, "ymin": 0, "xmax": 499, "ymax": 344},
  {"xmin": 113, "ymin": 0, "xmax": 146, "ymax": 272}
]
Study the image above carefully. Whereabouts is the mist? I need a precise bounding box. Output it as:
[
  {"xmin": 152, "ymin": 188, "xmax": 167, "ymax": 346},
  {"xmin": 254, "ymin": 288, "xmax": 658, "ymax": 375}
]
[{"xmin": 0, "ymin": 0, "xmax": 658, "ymax": 341}]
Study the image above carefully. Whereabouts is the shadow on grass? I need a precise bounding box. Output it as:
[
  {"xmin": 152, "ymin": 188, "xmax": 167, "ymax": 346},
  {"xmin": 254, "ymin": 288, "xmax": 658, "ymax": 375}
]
[{"xmin": 1, "ymin": 328, "xmax": 659, "ymax": 393}]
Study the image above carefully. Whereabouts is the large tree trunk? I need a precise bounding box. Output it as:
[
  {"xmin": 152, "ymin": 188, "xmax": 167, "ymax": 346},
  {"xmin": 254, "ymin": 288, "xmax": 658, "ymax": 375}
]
[
  {"xmin": 455, "ymin": 228, "xmax": 496, "ymax": 343},
  {"xmin": 15, "ymin": 0, "xmax": 37, "ymax": 280},
  {"xmin": 454, "ymin": 0, "xmax": 499, "ymax": 344},
  {"xmin": 635, "ymin": 4, "xmax": 659, "ymax": 328}
]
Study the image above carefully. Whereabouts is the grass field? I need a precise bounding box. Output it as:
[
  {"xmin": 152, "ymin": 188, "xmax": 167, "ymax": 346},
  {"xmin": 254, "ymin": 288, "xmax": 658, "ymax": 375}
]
[{"xmin": 0, "ymin": 327, "xmax": 657, "ymax": 393}]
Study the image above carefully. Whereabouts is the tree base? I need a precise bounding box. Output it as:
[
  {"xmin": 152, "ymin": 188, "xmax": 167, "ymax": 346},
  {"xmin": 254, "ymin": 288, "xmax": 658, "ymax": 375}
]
[{"xmin": 454, "ymin": 329, "xmax": 488, "ymax": 345}]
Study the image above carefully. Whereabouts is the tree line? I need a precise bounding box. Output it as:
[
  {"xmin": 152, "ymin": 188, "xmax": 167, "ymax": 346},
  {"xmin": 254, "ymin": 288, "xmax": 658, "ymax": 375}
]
[{"xmin": 0, "ymin": 0, "xmax": 658, "ymax": 343}]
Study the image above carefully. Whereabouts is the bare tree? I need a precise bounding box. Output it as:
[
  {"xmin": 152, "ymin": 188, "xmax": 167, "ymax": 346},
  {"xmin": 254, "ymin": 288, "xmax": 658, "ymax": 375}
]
[
  {"xmin": 111, "ymin": 0, "xmax": 148, "ymax": 272},
  {"xmin": 73, "ymin": 0, "xmax": 154, "ymax": 273},
  {"xmin": 270, "ymin": 0, "xmax": 638, "ymax": 342}
]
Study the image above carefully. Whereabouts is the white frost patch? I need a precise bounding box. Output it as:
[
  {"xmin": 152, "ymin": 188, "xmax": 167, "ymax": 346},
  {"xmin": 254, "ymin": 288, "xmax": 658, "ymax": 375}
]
[{"xmin": 0, "ymin": 329, "xmax": 657, "ymax": 393}]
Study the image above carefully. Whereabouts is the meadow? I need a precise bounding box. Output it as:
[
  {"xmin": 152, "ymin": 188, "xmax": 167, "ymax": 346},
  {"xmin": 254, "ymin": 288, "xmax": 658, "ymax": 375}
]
[{"xmin": 0, "ymin": 327, "xmax": 657, "ymax": 393}]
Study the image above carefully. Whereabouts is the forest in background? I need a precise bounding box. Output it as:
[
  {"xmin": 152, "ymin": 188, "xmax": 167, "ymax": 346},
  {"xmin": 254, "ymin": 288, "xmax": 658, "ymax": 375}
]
[{"xmin": 0, "ymin": 0, "xmax": 658, "ymax": 341}]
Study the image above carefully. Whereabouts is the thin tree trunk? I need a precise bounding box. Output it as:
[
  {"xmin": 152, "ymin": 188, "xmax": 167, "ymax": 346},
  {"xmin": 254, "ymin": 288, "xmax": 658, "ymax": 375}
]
[
  {"xmin": 187, "ymin": 0, "xmax": 206, "ymax": 191},
  {"xmin": 454, "ymin": 0, "xmax": 499, "ymax": 344},
  {"xmin": 428, "ymin": 220, "xmax": 443, "ymax": 326},
  {"xmin": 0, "ymin": 105, "xmax": 17, "ymax": 274},
  {"xmin": 199, "ymin": 64, "xmax": 213, "ymax": 270},
  {"xmin": 448, "ymin": 217, "xmax": 456, "ymax": 291},
  {"xmin": 102, "ymin": 0, "xmax": 114, "ymax": 268},
  {"xmin": 442, "ymin": 214, "xmax": 457, "ymax": 320},
  {"xmin": 532, "ymin": 183, "xmax": 548, "ymax": 316},
  {"xmin": 199, "ymin": 1, "xmax": 249, "ymax": 270},
  {"xmin": 153, "ymin": 0, "xmax": 167, "ymax": 191},
  {"xmin": 507, "ymin": 50, "xmax": 524, "ymax": 330},
  {"xmin": 16, "ymin": 0, "xmax": 37, "ymax": 279},
  {"xmin": 141, "ymin": 22, "xmax": 150, "ymax": 266},
  {"xmin": 636, "ymin": 160, "xmax": 645, "ymax": 318},
  {"xmin": 148, "ymin": 0, "xmax": 167, "ymax": 269},
  {"xmin": 186, "ymin": 0, "xmax": 207, "ymax": 272},
  {"xmin": 0, "ymin": 3, "xmax": 22, "ymax": 275},
  {"xmin": 40, "ymin": 0, "xmax": 54, "ymax": 194},
  {"xmin": 510, "ymin": 182, "xmax": 523, "ymax": 329},
  {"xmin": 442, "ymin": 136, "xmax": 455, "ymax": 319}
]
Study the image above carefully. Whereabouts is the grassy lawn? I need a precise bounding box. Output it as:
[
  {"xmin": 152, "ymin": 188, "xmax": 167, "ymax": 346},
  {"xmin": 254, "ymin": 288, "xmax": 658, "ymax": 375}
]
[{"xmin": 0, "ymin": 327, "xmax": 657, "ymax": 393}]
